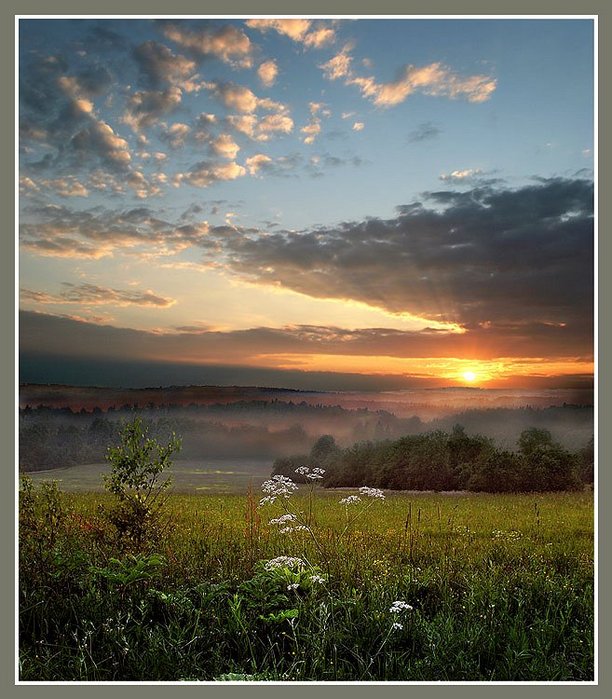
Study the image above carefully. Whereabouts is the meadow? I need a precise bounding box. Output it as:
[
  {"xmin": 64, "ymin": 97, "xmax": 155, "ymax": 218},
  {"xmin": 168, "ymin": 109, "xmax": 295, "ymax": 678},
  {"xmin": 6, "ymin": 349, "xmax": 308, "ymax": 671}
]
[{"xmin": 19, "ymin": 479, "xmax": 594, "ymax": 682}]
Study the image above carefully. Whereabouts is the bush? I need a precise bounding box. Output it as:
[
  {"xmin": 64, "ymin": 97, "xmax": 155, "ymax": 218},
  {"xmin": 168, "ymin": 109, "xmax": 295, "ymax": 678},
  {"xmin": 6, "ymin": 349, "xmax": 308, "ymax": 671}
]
[{"xmin": 104, "ymin": 417, "xmax": 181, "ymax": 549}]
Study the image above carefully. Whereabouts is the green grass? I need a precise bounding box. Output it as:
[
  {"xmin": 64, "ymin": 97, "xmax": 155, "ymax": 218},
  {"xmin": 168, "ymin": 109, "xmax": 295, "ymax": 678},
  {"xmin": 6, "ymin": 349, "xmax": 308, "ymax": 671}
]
[
  {"xmin": 25, "ymin": 457, "xmax": 272, "ymax": 493},
  {"xmin": 19, "ymin": 485, "xmax": 594, "ymax": 682}
]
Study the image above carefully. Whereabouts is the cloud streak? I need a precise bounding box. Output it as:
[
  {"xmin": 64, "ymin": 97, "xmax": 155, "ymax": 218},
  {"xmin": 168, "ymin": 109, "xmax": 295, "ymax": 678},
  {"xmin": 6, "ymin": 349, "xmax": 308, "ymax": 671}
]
[
  {"xmin": 21, "ymin": 283, "xmax": 176, "ymax": 308},
  {"xmin": 321, "ymin": 47, "xmax": 496, "ymax": 107}
]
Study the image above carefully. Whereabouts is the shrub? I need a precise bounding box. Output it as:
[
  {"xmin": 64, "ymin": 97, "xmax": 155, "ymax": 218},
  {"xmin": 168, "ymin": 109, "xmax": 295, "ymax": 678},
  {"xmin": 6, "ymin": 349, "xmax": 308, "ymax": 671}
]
[{"xmin": 104, "ymin": 417, "xmax": 181, "ymax": 549}]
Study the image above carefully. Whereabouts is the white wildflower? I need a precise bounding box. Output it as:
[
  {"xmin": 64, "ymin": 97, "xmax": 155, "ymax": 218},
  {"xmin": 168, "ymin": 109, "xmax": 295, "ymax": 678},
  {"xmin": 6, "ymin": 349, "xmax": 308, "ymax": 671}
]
[
  {"xmin": 391, "ymin": 622, "xmax": 403, "ymax": 631},
  {"xmin": 390, "ymin": 600, "xmax": 414, "ymax": 613},
  {"xmin": 339, "ymin": 495, "xmax": 362, "ymax": 506},
  {"xmin": 308, "ymin": 467, "xmax": 325, "ymax": 480},
  {"xmin": 287, "ymin": 583, "xmax": 299, "ymax": 591},
  {"xmin": 309, "ymin": 574, "xmax": 325, "ymax": 584},
  {"xmin": 269, "ymin": 514, "xmax": 297, "ymax": 525},
  {"xmin": 359, "ymin": 486, "xmax": 385, "ymax": 500},
  {"xmin": 264, "ymin": 556, "xmax": 304, "ymax": 571},
  {"xmin": 260, "ymin": 475, "xmax": 299, "ymax": 504},
  {"xmin": 295, "ymin": 465, "xmax": 326, "ymax": 480}
]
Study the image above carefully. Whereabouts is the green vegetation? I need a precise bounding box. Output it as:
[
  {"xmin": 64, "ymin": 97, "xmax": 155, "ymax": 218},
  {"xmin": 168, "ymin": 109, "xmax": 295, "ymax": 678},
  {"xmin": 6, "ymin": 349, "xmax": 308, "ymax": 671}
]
[
  {"xmin": 19, "ymin": 486, "xmax": 593, "ymax": 678},
  {"xmin": 274, "ymin": 427, "xmax": 594, "ymax": 493}
]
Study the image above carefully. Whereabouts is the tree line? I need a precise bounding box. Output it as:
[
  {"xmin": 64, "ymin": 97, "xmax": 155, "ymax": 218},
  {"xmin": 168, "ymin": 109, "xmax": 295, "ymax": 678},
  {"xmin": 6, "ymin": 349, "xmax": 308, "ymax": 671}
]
[{"xmin": 272, "ymin": 427, "xmax": 594, "ymax": 492}]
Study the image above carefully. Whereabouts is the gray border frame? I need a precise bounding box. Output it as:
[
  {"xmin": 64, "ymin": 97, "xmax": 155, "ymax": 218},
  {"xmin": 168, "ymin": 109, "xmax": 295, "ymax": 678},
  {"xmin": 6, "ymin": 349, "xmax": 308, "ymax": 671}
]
[{"xmin": 5, "ymin": 2, "xmax": 607, "ymax": 696}]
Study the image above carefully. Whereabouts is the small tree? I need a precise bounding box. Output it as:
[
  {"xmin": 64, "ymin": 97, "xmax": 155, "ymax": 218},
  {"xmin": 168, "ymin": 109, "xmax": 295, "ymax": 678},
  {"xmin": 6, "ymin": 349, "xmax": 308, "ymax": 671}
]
[{"xmin": 104, "ymin": 417, "xmax": 181, "ymax": 548}]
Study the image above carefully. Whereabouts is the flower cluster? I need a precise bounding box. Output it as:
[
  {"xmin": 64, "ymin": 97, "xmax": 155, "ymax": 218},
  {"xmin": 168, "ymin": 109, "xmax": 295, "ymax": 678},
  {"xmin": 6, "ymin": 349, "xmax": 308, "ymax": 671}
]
[
  {"xmin": 339, "ymin": 494, "xmax": 362, "ymax": 506},
  {"xmin": 389, "ymin": 600, "xmax": 414, "ymax": 631},
  {"xmin": 359, "ymin": 486, "xmax": 385, "ymax": 500},
  {"xmin": 264, "ymin": 556, "xmax": 305, "ymax": 571},
  {"xmin": 269, "ymin": 514, "xmax": 297, "ymax": 525},
  {"xmin": 295, "ymin": 466, "xmax": 326, "ymax": 480},
  {"xmin": 259, "ymin": 475, "xmax": 299, "ymax": 505},
  {"xmin": 268, "ymin": 513, "xmax": 309, "ymax": 535},
  {"xmin": 389, "ymin": 600, "xmax": 414, "ymax": 613},
  {"xmin": 309, "ymin": 574, "xmax": 326, "ymax": 584}
]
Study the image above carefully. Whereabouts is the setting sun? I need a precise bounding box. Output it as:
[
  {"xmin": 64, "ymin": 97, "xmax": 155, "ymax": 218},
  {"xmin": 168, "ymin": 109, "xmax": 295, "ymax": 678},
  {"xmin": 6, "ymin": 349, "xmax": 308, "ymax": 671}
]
[{"xmin": 463, "ymin": 371, "xmax": 477, "ymax": 383}]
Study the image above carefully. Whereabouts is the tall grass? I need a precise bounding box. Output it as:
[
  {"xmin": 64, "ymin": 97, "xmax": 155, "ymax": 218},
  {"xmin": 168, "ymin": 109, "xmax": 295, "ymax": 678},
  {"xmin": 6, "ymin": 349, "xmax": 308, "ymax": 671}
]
[{"xmin": 19, "ymin": 483, "xmax": 594, "ymax": 682}]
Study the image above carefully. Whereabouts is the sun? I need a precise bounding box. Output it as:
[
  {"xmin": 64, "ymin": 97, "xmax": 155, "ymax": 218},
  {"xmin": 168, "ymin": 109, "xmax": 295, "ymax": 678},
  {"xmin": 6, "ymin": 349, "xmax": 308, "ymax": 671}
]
[{"xmin": 462, "ymin": 370, "xmax": 477, "ymax": 383}]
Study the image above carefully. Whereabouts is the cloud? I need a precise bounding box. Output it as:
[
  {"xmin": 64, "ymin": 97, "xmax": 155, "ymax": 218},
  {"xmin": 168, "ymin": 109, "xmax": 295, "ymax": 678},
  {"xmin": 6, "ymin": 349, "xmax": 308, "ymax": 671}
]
[
  {"xmin": 122, "ymin": 87, "xmax": 183, "ymax": 132},
  {"xmin": 162, "ymin": 23, "xmax": 254, "ymax": 68},
  {"xmin": 352, "ymin": 122, "xmax": 365, "ymax": 131},
  {"xmin": 246, "ymin": 19, "xmax": 335, "ymax": 48},
  {"xmin": 19, "ymin": 204, "xmax": 211, "ymax": 259},
  {"xmin": 245, "ymin": 154, "xmax": 273, "ymax": 176},
  {"xmin": 321, "ymin": 46, "xmax": 496, "ymax": 107},
  {"xmin": 257, "ymin": 59, "xmax": 278, "ymax": 87},
  {"xmin": 159, "ymin": 122, "xmax": 191, "ymax": 148},
  {"xmin": 301, "ymin": 120, "xmax": 321, "ymax": 144},
  {"xmin": 40, "ymin": 176, "xmax": 89, "ymax": 197},
  {"xmin": 300, "ymin": 101, "xmax": 330, "ymax": 144},
  {"xmin": 408, "ymin": 121, "xmax": 442, "ymax": 142},
  {"xmin": 209, "ymin": 133, "xmax": 240, "ymax": 159},
  {"xmin": 200, "ymin": 178, "xmax": 593, "ymax": 338},
  {"xmin": 225, "ymin": 112, "xmax": 293, "ymax": 142},
  {"xmin": 19, "ymin": 310, "xmax": 593, "ymax": 370},
  {"xmin": 70, "ymin": 119, "xmax": 132, "ymax": 170},
  {"xmin": 246, "ymin": 153, "xmax": 303, "ymax": 177},
  {"xmin": 174, "ymin": 160, "xmax": 246, "ymax": 188},
  {"xmin": 21, "ymin": 283, "xmax": 176, "ymax": 308},
  {"xmin": 320, "ymin": 45, "xmax": 353, "ymax": 80},
  {"xmin": 132, "ymin": 40, "xmax": 200, "ymax": 91},
  {"xmin": 126, "ymin": 170, "xmax": 162, "ymax": 199},
  {"xmin": 439, "ymin": 168, "xmax": 484, "ymax": 182},
  {"xmin": 203, "ymin": 80, "xmax": 288, "ymax": 116}
]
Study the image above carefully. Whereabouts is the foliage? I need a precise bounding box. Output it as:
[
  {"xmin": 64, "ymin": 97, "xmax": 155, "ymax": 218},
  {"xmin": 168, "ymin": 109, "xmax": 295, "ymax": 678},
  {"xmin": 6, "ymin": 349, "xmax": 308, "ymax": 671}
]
[
  {"xmin": 317, "ymin": 427, "xmax": 589, "ymax": 493},
  {"xmin": 19, "ymin": 486, "xmax": 594, "ymax": 682},
  {"xmin": 103, "ymin": 417, "xmax": 181, "ymax": 548}
]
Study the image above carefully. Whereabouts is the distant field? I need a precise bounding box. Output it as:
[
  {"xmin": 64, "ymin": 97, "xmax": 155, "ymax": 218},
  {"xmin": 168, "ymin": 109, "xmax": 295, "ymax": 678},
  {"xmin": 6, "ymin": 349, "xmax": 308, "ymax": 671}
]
[{"xmin": 25, "ymin": 457, "xmax": 273, "ymax": 493}]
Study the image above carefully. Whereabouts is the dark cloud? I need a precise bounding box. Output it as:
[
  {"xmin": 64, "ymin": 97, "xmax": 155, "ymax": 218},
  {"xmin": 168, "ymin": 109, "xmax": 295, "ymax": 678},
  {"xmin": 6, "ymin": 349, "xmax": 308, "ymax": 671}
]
[
  {"xmin": 122, "ymin": 87, "xmax": 183, "ymax": 132},
  {"xmin": 205, "ymin": 178, "xmax": 593, "ymax": 340},
  {"xmin": 19, "ymin": 205, "xmax": 208, "ymax": 258},
  {"xmin": 19, "ymin": 310, "xmax": 591, "ymax": 370},
  {"xmin": 408, "ymin": 121, "xmax": 442, "ymax": 142},
  {"xmin": 132, "ymin": 40, "xmax": 197, "ymax": 89},
  {"xmin": 72, "ymin": 65, "xmax": 114, "ymax": 96}
]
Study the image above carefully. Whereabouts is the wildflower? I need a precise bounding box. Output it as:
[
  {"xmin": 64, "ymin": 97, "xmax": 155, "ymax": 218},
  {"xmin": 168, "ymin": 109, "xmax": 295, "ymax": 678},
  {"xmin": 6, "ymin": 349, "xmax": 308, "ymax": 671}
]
[
  {"xmin": 269, "ymin": 514, "xmax": 297, "ymax": 525},
  {"xmin": 339, "ymin": 495, "xmax": 362, "ymax": 506},
  {"xmin": 391, "ymin": 622, "xmax": 403, "ymax": 631},
  {"xmin": 287, "ymin": 583, "xmax": 300, "ymax": 591},
  {"xmin": 279, "ymin": 524, "xmax": 309, "ymax": 534},
  {"xmin": 259, "ymin": 475, "xmax": 299, "ymax": 505},
  {"xmin": 359, "ymin": 486, "xmax": 385, "ymax": 500},
  {"xmin": 389, "ymin": 600, "xmax": 414, "ymax": 613},
  {"xmin": 264, "ymin": 556, "xmax": 304, "ymax": 571},
  {"xmin": 295, "ymin": 465, "xmax": 325, "ymax": 480},
  {"xmin": 309, "ymin": 574, "xmax": 325, "ymax": 584}
]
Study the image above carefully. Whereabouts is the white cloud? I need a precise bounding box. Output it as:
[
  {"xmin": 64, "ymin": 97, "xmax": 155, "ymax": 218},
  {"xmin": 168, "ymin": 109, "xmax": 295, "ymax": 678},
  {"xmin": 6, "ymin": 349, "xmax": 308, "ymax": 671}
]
[
  {"xmin": 257, "ymin": 59, "xmax": 279, "ymax": 87},
  {"xmin": 439, "ymin": 168, "xmax": 483, "ymax": 181},
  {"xmin": 246, "ymin": 18, "xmax": 335, "ymax": 48},
  {"xmin": 162, "ymin": 23, "xmax": 254, "ymax": 68},
  {"xmin": 210, "ymin": 133, "xmax": 240, "ymax": 160}
]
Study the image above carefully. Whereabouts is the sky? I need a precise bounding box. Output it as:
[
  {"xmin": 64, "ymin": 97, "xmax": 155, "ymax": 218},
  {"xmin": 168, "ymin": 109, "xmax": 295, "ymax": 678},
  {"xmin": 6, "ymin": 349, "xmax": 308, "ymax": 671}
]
[{"xmin": 18, "ymin": 17, "xmax": 595, "ymax": 390}]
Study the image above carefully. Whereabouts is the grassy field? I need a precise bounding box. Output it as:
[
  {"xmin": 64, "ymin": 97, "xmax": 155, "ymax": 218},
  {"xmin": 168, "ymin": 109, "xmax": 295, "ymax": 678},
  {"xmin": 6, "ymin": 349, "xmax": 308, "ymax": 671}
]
[
  {"xmin": 19, "ymin": 479, "xmax": 594, "ymax": 682},
  {"xmin": 25, "ymin": 457, "xmax": 273, "ymax": 493}
]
